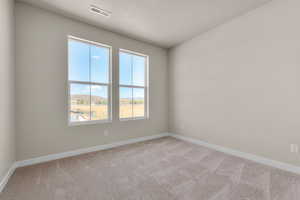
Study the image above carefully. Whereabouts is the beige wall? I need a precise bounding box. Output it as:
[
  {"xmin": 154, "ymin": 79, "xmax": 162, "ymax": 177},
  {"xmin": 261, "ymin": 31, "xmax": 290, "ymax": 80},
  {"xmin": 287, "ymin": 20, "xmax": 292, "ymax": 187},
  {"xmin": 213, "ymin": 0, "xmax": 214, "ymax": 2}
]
[
  {"xmin": 0, "ymin": 0, "xmax": 15, "ymax": 180},
  {"xmin": 15, "ymin": 3, "xmax": 168, "ymax": 161},
  {"xmin": 14, "ymin": 0, "xmax": 300, "ymax": 168},
  {"xmin": 169, "ymin": 0, "xmax": 300, "ymax": 166}
]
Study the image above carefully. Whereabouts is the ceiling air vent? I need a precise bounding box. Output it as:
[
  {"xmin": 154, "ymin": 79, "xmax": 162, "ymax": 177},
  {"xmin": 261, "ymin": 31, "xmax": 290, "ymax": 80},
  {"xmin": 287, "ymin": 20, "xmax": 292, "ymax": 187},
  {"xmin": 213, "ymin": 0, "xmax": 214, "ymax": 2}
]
[{"xmin": 90, "ymin": 5, "xmax": 111, "ymax": 18}]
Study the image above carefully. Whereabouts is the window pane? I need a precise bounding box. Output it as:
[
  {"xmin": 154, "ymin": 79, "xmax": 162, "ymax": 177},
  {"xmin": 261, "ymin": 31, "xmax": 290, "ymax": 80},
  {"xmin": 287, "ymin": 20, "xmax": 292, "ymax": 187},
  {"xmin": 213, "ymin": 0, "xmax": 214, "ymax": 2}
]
[
  {"xmin": 133, "ymin": 88, "xmax": 145, "ymax": 118},
  {"xmin": 68, "ymin": 40, "xmax": 90, "ymax": 82},
  {"xmin": 91, "ymin": 85, "xmax": 108, "ymax": 120},
  {"xmin": 132, "ymin": 55, "xmax": 145, "ymax": 86},
  {"xmin": 70, "ymin": 84, "xmax": 90, "ymax": 122},
  {"xmin": 120, "ymin": 87, "xmax": 132, "ymax": 119},
  {"xmin": 120, "ymin": 52, "xmax": 132, "ymax": 85},
  {"xmin": 91, "ymin": 45, "xmax": 109, "ymax": 83}
]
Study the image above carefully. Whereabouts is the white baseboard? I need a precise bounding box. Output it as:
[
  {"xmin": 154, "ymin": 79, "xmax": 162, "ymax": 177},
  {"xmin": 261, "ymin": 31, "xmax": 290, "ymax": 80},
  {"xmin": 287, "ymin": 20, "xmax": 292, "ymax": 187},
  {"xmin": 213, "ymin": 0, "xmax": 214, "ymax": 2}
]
[
  {"xmin": 16, "ymin": 132, "xmax": 171, "ymax": 168},
  {"xmin": 8, "ymin": 132, "xmax": 299, "ymax": 192},
  {"xmin": 1, "ymin": 133, "xmax": 170, "ymax": 193},
  {"xmin": 0, "ymin": 163, "xmax": 17, "ymax": 193},
  {"xmin": 171, "ymin": 134, "xmax": 300, "ymax": 175}
]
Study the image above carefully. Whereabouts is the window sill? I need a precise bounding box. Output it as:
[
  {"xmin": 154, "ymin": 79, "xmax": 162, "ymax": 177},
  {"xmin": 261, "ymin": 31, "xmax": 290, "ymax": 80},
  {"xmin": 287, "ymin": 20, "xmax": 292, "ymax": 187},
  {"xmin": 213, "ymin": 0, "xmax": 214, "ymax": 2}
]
[
  {"xmin": 68, "ymin": 119, "xmax": 112, "ymax": 127},
  {"xmin": 119, "ymin": 117, "xmax": 148, "ymax": 122}
]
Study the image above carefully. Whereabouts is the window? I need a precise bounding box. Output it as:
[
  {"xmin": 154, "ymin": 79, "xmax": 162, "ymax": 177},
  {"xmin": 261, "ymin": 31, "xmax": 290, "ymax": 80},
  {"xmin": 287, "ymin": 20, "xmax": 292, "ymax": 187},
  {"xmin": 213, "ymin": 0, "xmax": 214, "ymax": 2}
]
[
  {"xmin": 119, "ymin": 49, "xmax": 148, "ymax": 120},
  {"xmin": 68, "ymin": 36, "xmax": 111, "ymax": 125}
]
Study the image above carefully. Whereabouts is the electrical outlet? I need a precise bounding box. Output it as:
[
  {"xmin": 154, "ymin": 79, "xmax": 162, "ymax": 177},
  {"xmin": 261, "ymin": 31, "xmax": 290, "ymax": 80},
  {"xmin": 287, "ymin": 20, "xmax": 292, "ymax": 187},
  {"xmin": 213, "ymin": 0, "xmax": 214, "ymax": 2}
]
[
  {"xmin": 290, "ymin": 144, "xmax": 299, "ymax": 153},
  {"xmin": 290, "ymin": 144, "xmax": 294, "ymax": 153}
]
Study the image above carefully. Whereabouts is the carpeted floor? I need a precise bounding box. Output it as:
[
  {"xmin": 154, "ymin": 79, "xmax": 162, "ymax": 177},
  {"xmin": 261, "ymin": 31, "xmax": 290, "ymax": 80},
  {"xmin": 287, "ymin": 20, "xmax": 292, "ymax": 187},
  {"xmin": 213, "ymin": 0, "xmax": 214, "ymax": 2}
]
[{"xmin": 1, "ymin": 137, "xmax": 300, "ymax": 200}]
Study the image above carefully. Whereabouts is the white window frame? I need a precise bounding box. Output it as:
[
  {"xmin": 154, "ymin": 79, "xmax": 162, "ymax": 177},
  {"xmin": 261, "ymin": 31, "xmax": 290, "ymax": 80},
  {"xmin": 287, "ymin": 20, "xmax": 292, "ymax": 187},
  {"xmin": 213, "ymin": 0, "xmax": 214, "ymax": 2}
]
[
  {"xmin": 119, "ymin": 49, "xmax": 149, "ymax": 121},
  {"xmin": 68, "ymin": 35, "xmax": 112, "ymax": 126}
]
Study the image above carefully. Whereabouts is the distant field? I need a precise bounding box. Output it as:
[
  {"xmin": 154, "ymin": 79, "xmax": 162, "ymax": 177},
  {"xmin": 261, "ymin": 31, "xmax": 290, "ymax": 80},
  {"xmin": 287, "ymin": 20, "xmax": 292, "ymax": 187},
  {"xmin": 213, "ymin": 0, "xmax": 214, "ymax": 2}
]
[
  {"xmin": 120, "ymin": 104, "xmax": 144, "ymax": 119},
  {"xmin": 71, "ymin": 104, "xmax": 144, "ymax": 121}
]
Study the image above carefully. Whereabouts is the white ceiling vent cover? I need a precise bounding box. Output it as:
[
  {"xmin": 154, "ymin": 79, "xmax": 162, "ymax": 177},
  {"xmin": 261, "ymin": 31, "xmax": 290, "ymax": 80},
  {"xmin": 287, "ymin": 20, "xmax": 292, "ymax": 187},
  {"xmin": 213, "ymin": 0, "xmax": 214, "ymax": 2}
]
[{"xmin": 90, "ymin": 5, "xmax": 112, "ymax": 18}]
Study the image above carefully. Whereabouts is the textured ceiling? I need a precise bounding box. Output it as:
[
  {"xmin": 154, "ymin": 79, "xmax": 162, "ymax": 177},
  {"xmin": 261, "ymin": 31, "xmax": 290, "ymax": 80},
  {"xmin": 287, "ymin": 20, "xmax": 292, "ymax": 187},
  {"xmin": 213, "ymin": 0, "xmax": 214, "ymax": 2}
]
[{"xmin": 17, "ymin": 0, "xmax": 271, "ymax": 48}]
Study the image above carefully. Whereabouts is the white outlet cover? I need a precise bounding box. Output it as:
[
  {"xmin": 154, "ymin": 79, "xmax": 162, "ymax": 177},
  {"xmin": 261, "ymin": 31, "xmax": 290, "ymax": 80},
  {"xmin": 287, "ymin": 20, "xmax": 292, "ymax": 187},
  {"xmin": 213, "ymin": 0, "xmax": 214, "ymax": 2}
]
[{"xmin": 290, "ymin": 144, "xmax": 299, "ymax": 153}]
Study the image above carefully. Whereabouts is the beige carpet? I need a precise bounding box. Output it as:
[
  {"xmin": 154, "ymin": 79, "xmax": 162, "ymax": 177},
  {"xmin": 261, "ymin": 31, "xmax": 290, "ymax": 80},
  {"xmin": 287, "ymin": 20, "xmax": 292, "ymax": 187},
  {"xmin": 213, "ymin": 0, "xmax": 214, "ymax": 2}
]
[{"xmin": 1, "ymin": 137, "xmax": 300, "ymax": 200}]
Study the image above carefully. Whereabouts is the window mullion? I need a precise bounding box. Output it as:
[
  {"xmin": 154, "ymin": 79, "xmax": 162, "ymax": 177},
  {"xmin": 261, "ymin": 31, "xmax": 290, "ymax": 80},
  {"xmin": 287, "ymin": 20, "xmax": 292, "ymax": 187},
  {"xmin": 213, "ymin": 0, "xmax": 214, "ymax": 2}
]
[
  {"xmin": 119, "ymin": 84, "xmax": 144, "ymax": 89},
  {"xmin": 69, "ymin": 80, "xmax": 108, "ymax": 86},
  {"xmin": 90, "ymin": 83, "xmax": 109, "ymax": 87},
  {"xmin": 69, "ymin": 80, "xmax": 89, "ymax": 85}
]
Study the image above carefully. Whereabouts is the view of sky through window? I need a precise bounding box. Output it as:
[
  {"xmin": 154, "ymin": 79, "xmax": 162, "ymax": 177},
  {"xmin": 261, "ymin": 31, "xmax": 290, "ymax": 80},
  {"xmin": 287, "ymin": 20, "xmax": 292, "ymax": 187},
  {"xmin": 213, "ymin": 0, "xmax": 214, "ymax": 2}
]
[{"xmin": 68, "ymin": 38, "xmax": 110, "ymax": 122}]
